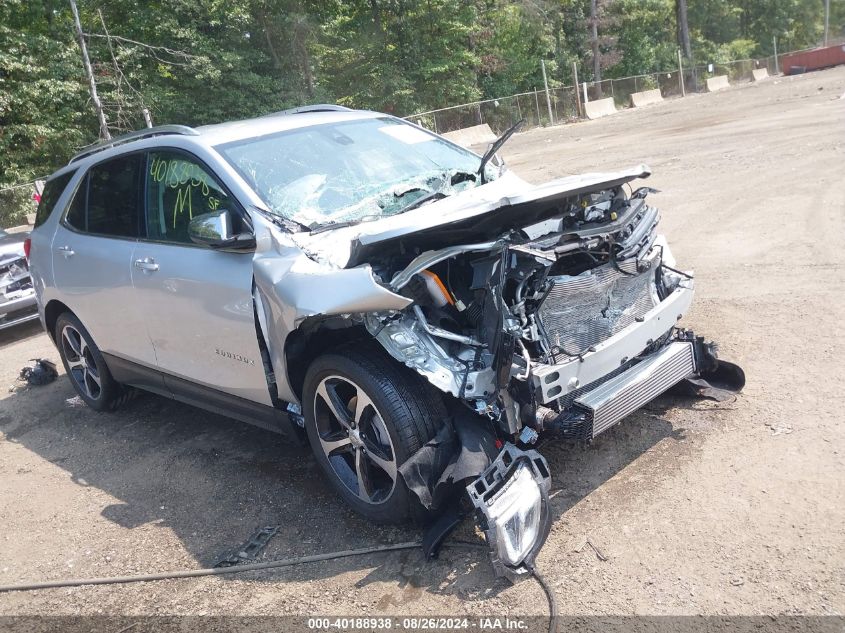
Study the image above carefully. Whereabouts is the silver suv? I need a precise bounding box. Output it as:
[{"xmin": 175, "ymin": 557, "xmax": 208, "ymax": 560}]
[{"xmin": 30, "ymin": 105, "xmax": 738, "ymax": 580}]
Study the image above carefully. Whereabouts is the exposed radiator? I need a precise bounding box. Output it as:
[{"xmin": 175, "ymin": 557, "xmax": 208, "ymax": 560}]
[
  {"xmin": 575, "ymin": 341, "xmax": 696, "ymax": 437},
  {"xmin": 536, "ymin": 256, "xmax": 658, "ymax": 358}
]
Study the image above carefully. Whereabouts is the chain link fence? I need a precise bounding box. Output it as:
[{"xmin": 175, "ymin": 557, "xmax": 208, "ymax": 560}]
[
  {"xmin": 405, "ymin": 44, "xmax": 839, "ymax": 136},
  {"xmin": 405, "ymin": 88, "xmax": 578, "ymax": 135}
]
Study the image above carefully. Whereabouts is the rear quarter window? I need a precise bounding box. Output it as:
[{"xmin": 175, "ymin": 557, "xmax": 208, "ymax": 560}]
[{"xmin": 34, "ymin": 171, "xmax": 75, "ymax": 228}]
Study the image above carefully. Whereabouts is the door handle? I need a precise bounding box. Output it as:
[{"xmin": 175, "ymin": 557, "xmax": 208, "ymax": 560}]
[
  {"xmin": 57, "ymin": 245, "xmax": 75, "ymax": 257},
  {"xmin": 134, "ymin": 257, "xmax": 159, "ymax": 272}
]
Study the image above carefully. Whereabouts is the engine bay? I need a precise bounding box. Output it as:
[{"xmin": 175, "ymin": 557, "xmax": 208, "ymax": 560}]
[{"xmin": 364, "ymin": 182, "xmax": 688, "ymax": 439}]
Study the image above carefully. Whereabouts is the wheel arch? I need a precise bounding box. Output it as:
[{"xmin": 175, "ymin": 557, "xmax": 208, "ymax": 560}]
[
  {"xmin": 283, "ymin": 317, "xmax": 370, "ymax": 402},
  {"xmin": 44, "ymin": 299, "xmax": 73, "ymax": 343}
]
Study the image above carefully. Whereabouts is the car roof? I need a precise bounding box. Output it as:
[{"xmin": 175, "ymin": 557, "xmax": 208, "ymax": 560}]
[
  {"xmin": 53, "ymin": 106, "xmax": 386, "ymax": 180},
  {"xmin": 196, "ymin": 108, "xmax": 381, "ymax": 145}
]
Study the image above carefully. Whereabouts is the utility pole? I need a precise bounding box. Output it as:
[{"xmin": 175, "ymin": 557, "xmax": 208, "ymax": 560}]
[
  {"xmin": 824, "ymin": 0, "xmax": 830, "ymax": 46},
  {"xmin": 541, "ymin": 59, "xmax": 554, "ymax": 125},
  {"xmin": 142, "ymin": 108, "xmax": 153, "ymax": 128},
  {"xmin": 773, "ymin": 36, "xmax": 780, "ymax": 74},
  {"xmin": 69, "ymin": 0, "xmax": 110, "ymax": 140},
  {"xmin": 677, "ymin": 48, "xmax": 686, "ymax": 96},
  {"xmin": 572, "ymin": 62, "xmax": 582, "ymax": 118}
]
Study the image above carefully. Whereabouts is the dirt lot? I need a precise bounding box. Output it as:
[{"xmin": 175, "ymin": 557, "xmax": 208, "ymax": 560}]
[{"xmin": 1, "ymin": 68, "xmax": 843, "ymax": 622}]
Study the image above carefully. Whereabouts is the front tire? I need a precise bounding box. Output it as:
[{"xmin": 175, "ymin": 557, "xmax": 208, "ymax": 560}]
[
  {"xmin": 302, "ymin": 345, "xmax": 445, "ymax": 523},
  {"xmin": 55, "ymin": 312, "xmax": 129, "ymax": 411}
]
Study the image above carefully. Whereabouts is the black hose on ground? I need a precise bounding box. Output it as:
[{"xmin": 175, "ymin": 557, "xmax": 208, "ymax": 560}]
[
  {"xmin": 0, "ymin": 539, "xmax": 557, "ymax": 630},
  {"xmin": 0, "ymin": 542, "xmax": 430, "ymax": 593},
  {"xmin": 527, "ymin": 564, "xmax": 559, "ymax": 633}
]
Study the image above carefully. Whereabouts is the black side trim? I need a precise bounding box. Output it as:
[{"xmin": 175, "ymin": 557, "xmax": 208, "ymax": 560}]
[
  {"xmin": 104, "ymin": 353, "xmax": 169, "ymax": 395},
  {"xmin": 102, "ymin": 353, "xmax": 298, "ymax": 440}
]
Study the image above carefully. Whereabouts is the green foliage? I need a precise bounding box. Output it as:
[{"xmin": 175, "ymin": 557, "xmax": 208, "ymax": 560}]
[
  {"xmin": 475, "ymin": 3, "xmax": 550, "ymax": 97},
  {"xmin": 0, "ymin": 1, "xmax": 91, "ymax": 225},
  {"xmin": 317, "ymin": 0, "xmax": 481, "ymax": 113},
  {"xmin": 0, "ymin": 0, "xmax": 837, "ymax": 225},
  {"xmin": 607, "ymin": 0, "xmax": 677, "ymax": 76}
]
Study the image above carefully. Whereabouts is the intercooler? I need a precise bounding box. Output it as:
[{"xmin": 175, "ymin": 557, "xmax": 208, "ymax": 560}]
[
  {"xmin": 536, "ymin": 256, "xmax": 659, "ymax": 359},
  {"xmin": 574, "ymin": 341, "xmax": 696, "ymax": 437}
]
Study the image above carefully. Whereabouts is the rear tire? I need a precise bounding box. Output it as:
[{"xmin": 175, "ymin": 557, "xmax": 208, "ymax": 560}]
[
  {"xmin": 302, "ymin": 345, "xmax": 445, "ymax": 523},
  {"xmin": 55, "ymin": 312, "xmax": 130, "ymax": 412}
]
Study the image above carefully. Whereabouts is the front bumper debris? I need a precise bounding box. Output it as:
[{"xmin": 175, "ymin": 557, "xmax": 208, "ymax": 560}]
[{"xmin": 466, "ymin": 444, "xmax": 551, "ymax": 583}]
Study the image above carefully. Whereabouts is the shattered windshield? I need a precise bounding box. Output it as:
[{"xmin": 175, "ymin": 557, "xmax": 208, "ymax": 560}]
[{"xmin": 216, "ymin": 116, "xmax": 499, "ymax": 229}]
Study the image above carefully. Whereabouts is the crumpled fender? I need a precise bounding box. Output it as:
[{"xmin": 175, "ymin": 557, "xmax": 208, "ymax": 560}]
[{"xmin": 250, "ymin": 212, "xmax": 411, "ymax": 403}]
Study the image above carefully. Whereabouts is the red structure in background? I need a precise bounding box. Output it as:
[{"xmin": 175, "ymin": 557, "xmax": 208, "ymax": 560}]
[{"xmin": 780, "ymin": 44, "xmax": 845, "ymax": 75}]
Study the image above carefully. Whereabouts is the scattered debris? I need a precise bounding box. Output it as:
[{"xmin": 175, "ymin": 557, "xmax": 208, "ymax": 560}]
[
  {"xmin": 576, "ymin": 537, "xmax": 608, "ymax": 562},
  {"xmin": 65, "ymin": 395, "xmax": 85, "ymax": 408},
  {"xmin": 587, "ymin": 539, "xmax": 608, "ymax": 562},
  {"xmin": 765, "ymin": 422, "xmax": 793, "ymax": 436},
  {"xmin": 17, "ymin": 359, "xmax": 57, "ymax": 386},
  {"xmin": 214, "ymin": 525, "xmax": 280, "ymax": 568},
  {"xmin": 730, "ymin": 577, "xmax": 745, "ymax": 586}
]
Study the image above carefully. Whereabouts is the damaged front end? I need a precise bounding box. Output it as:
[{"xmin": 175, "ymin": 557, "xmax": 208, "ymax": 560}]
[
  {"xmin": 350, "ymin": 167, "xmax": 743, "ymax": 579},
  {"xmin": 254, "ymin": 165, "xmax": 743, "ymax": 581}
]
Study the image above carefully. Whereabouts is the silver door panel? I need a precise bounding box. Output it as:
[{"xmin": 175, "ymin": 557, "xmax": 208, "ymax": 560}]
[
  {"xmin": 131, "ymin": 243, "xmax": 272, "ymax": 406},
  {"xmin": 50, "ymin": 225, "xmax": 157, "ymax": 367}
]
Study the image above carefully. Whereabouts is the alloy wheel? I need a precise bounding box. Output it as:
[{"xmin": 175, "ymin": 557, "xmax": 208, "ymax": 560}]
[
  {"xmin": 313, "ymin": 375, "xmax": 398, "ymax": 504},
  {"xmin": 61, "ymin": 324, "xmax": 102, "ymax": 401}
]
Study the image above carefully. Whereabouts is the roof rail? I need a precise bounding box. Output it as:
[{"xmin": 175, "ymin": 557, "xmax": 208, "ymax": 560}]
[
  {"xmin": 68, "ymin": 125, "xmax": 200, "ymax": 165},
  {"xmin": 263, "ymin": 104, "xmax": 353, "ymax": 118}
]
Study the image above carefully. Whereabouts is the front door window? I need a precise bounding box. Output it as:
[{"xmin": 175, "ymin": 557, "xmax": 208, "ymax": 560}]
[{"xmin": 145, "ymin": 151, "xmax": 232, "ymax": 244}]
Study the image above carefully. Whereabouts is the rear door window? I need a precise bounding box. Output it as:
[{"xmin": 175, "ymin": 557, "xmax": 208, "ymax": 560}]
[
  {"xmin": 63, "ymin": 155, "xmax": 143, "ymax": 237},
  {"xmin": 84, "ymin": 154, "xmax": 143, "ymax": 238},
  {"xmin": 34, "ymin": 171, "xmax": 74, "ymax": 228},
  {"xmin": 65, "ymin": 176, "xmax": 87, "ymax": 231}
]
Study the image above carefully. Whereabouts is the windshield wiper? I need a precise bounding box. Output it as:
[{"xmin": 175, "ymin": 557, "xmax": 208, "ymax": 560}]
[
  {"xmin": 394, "ymin": 190, "xmax": 448, "ymax": 215},
  {"xmin": 478, "ymin": 119, "xmax": 524, "ymax": 184},
  {"xmin": 250, "ymin": 205, "xmax": 310, "ymax": 233},
  {"xmin": 309, "ymin": 214, "xmax": 381, "ymax": 235},
  {"xmin": 309, "ymin": 219, "xmax": 362, "ymax": 235}
]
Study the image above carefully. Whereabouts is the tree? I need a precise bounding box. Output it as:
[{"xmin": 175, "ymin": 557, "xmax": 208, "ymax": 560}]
[
  {"xmin": 0, "ymin": 0, "xmax": 838, "ymax": 225},
  {"xmin": 591, "ymin": 0, "xmax": 601, "ymax": 81},
  {"xmin": 676, "ymin": 0, "xmax": 692, "ymax": 58}
]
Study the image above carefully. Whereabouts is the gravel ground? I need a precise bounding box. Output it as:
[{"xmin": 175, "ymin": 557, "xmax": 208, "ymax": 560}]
[{"xmin": 0, "ymin": 67, "xmax": 843, "ymax": 624}]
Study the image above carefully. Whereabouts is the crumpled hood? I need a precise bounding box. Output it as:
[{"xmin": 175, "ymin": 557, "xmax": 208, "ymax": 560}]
[{"xmin": 288, "ymin": 164, "xmax": 651, "ymax": 268}]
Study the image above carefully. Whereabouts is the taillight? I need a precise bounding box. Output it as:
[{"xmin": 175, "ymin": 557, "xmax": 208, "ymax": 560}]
[{"xmin": 23, "ymin": 238, "xmax": 31, "ymax": 261}]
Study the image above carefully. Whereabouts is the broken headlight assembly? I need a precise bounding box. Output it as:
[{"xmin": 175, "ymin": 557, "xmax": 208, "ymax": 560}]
[{"xmin": 466, "ymin": 444, "xmax": 552, "ymax": 583}]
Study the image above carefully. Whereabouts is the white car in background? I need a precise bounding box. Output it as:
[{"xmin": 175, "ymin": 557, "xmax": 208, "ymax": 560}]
[{"xmin": 0, "ymin": 228, "xmax": 38, "ymax": 330}]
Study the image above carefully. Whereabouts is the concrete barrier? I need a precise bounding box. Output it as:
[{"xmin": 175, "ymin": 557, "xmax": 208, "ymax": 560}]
[
  {"xmin": 629, "ymin": 88, "xmax": 664, "ymax": 108},
  {"xmin": 584, "ymin": 97, "xmax": 617, "ymax": 119},
  {"xmin": 441, "ymin": 123, "xmax": 496, "ymax": 147},
  {"xmin": 706, "ymin": 75, "xmax": 730, "ymax": 92},
  {"xmin": 751, "ymin": 68, "xmax": 769, "ymax": 81}
]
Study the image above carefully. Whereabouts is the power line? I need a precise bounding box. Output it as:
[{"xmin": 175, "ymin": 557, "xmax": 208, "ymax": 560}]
[{"xmin": 0, "ymin": 180, "xmax": 48, "ymax": 195}]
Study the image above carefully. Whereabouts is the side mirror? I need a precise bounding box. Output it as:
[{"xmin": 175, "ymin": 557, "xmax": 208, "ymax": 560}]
[{"xmin": 188, "ymin": 210, "xmax": 255, "ymax": 250}]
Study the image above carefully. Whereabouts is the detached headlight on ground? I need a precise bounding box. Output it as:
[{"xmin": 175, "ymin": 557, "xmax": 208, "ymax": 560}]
[
  {"xmin": 487, "ymin": 464, "xmax": 541, "ymax": 565},
  {"xmin": 467, "ymin": 444, "xmax": 552, "ymax": 582}
]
